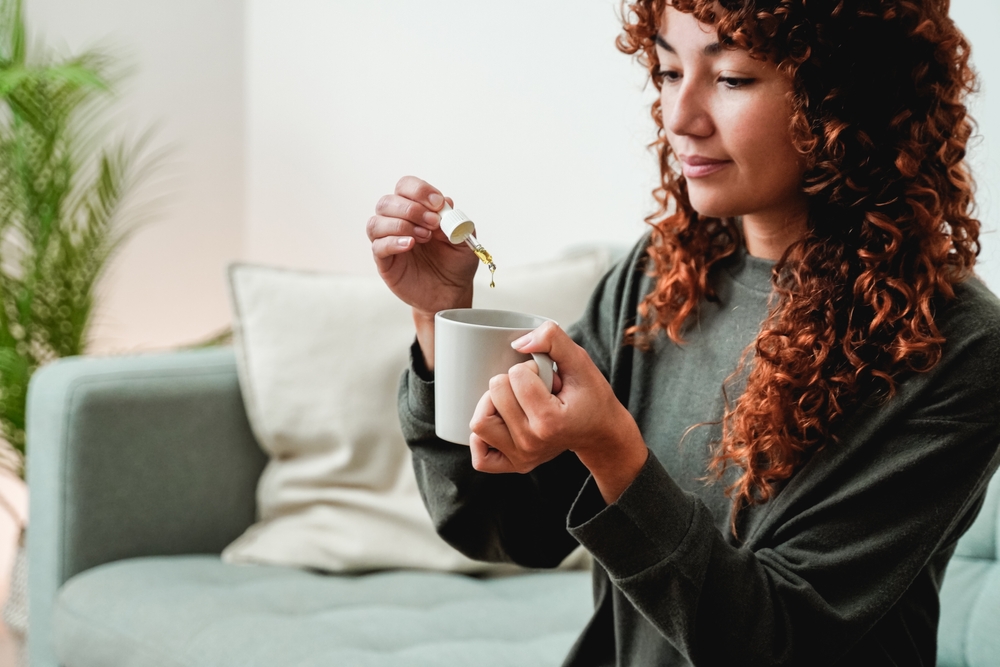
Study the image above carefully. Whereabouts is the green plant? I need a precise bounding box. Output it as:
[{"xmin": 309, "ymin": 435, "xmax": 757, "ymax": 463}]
[{"xmin": 0, "ymin": 0, "xmax": 159, "ymax": 466}]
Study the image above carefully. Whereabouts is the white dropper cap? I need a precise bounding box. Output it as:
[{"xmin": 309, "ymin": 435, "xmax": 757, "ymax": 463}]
[{"xmin": 438, "ymin": 202, "xmax": 476, "ymax": 244}]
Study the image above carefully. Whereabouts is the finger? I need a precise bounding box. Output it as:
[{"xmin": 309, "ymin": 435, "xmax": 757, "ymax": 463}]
[
  {"xmin": 487, "ymin": 373, "xmax": 532, "ymax": 444},
  {"xmin": 375, "ymin": 194, "xmax": 441, "ymax": 230},
  {"xmin": 470, "ymin": 389, "xmax": 517, "ymax": 453},
  {"xmin": 469, "ymin": 433, "xmax": 518, "ymax": 474},
  {"xmin": 371, "ymin": 236, "xmax": 414, "ymax": 262},
  {"xmin": 510, "ymin": 356, "xmax": 561, "ymax": 394},
  {"xmin": 511, "ymin": 321, "xmax": 587, "ymax": 373},
  {"xmin": 508, "ymin": 360, "xmax": 559, "ymax": 420},
  {"xmin": 394, "ymin": 176, "xmax": 447, "ymax": 213},
  {"xmin": 366, "ymin": 214, "xmax": 433, "ymax": 243}
]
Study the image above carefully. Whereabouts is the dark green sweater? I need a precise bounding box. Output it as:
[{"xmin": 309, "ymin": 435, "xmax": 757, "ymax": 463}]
[{"xmin": 397, "ymin": 239, "xmax": 1000, "ymax": 666}]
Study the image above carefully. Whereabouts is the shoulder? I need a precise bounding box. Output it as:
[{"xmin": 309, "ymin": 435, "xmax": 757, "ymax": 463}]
[
  {"xmin": 567, "ymin": 233, "xmax": 653, "ymax": 374},
  {"xmin": 578, "ymin": 233, "xmax": 654, "ymax": 324},
  {"xmin": 601, "ymin": 232, "xmax": 654, "ymax": 292},
  {"xmin": 941, "ymin": 276, "xmax": 1000, "ymax": 336},
  {"xmin": 906, "ymin": 276, "xmax": 1000, "ymax": 421},
  {"xmin": 937, "ymin": 276, "xmax": 1000, "ymax": 371}
]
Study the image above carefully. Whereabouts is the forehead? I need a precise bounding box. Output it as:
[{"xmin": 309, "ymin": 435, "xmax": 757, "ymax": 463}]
[
  {"xmin": 656, "ymin": 5, "xmax": 773, "ymax": 71},
  {"xmin": 658, "ymin": 5, "xmax": 721, "ymax": 49}
]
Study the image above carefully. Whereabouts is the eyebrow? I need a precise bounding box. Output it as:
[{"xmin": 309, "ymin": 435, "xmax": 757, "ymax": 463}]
[{"xmin": 654, "ymin": 34, "xmax": 723, "ymax": 56}]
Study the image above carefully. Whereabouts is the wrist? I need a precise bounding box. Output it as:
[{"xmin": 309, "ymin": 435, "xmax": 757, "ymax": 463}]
[
  {"xmin": 412, "ymin": 309, "xmax": 437, "ymax": 371},
  {"xmin": 575, "ymin": 411, "xmax": 648, "ymax": 505},
  {"xmin": 412, "ymin": 290, "xmax": 473, "ymax": 372}
]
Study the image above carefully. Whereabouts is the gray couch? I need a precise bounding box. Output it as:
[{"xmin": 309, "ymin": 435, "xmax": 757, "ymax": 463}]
[{"xmin": 25, "ymin": 347, "xmax": 1000, "ymax": 666}]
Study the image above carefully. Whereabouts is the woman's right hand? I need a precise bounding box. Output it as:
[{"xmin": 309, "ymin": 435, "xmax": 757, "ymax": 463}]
[
  {"xmin": 367, "ymin": 176, "xmax": 478, "ymax": 316},
  {"xmin": 367, "ymin": 176, "xmax": 479, "ymax": 368}
]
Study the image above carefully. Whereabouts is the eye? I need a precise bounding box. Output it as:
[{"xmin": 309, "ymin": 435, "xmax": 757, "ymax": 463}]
[
  {"xmin": 720, "ymin": 76, "xmax": 755, "ymax": 89},
  {"xmin": 654, "ymin": 69, "xmax": 681, "ymax": 84}
]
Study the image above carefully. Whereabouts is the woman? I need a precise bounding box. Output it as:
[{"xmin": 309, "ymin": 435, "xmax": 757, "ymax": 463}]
[{"xmin": 366, "ymin": 0, "xmax": 1000, "ymax": 664}]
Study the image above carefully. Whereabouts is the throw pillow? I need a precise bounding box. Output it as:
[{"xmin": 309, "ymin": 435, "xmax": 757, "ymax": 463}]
[{"xmin": 222, "ymin": 250, "xmax": 614, "ymax": 573}]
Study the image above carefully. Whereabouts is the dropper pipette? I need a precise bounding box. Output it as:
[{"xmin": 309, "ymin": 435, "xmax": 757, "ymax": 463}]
[
  {"xmin": 464, "ymin": 235, "xmax": 495, "ymax": 271},
  {"xmin": 464, "ymin": 235, "xmax": 497, "ymax": 288},
  {"xmin": 437, "ymin": 202, "xmax": 497, "ymax": 287}
]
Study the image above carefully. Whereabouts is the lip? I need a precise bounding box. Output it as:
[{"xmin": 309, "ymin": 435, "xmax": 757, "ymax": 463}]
[{"xmin": 680, "ymin": 155, "xmax": 731, "ymax": 179}]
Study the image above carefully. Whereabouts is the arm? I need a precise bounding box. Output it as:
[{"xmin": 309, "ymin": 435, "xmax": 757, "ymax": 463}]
[
  {"xmin": 377, "ymin": 173, "xmax": 591, "ymax": 567},
  {"xmin": 397, "ymin": 241, "xmax": 650, "ymax": 567},
  {"xmin": 399, "ymin": 340, "xmax": 590, "ymax": 568},
  {"xmin": 378, "ymin": 174, "xmax": 590, "ymax": 566},
  {"xmin": 566, "ymin": 287, "xmax": 1000, "ymax": 665},
  {"xmin": 464, "ymin": 237, "xmax": 652, "ymax": 499}
]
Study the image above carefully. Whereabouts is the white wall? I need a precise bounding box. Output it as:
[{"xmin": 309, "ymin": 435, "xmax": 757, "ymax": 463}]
[
  {"xmin": 952, "ymin": 1, "xmax": 1000, "ymax": 288},
  {"xmin": 24, "ymin": 0, "xmax": 245, "ymax": 354},
  {"xmin": 245, "ymin": 0, "xmax": 657, "ymax": 277}
]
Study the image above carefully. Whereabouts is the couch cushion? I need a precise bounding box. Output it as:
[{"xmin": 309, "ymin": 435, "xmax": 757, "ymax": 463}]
[
  {"xmin": 938, "ymin": 558, "xmax": 996, "ymax": 667},
  {"xmin": 53, "ymin": 555, "xmax": 592, "ymax": 667},
  {"xmin": 937, "ymin": 470, "xmax": 1000, "ymax": 667}
]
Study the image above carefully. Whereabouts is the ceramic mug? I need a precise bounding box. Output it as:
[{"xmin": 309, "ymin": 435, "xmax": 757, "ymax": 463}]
[{"xmin": 434, "ymin": 308, "xmax": 555, "ymax": 445}]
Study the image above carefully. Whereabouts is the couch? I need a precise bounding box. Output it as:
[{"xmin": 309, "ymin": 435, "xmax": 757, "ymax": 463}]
[{"xmin": 25, "ymin": 346, "xmax": 1000, "ymax": 667}]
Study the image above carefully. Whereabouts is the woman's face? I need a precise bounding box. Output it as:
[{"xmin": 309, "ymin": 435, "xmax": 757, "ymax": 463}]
[{"xmin": 656, "ymin": 7, "xmax": 806, "ymax": 225}]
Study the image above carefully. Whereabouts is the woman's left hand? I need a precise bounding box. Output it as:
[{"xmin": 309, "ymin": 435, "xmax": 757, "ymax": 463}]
[{"xmin": 469, "ymin": 321, "xmax": 649, "ymax": 503}]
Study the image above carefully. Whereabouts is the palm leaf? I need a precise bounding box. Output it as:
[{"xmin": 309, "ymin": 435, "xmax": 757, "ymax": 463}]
[
  {"xmin": 0, "ymin": 0, "xmax": 26, "ymax": 65},
  {"xmin": 0, "ymin": 346, "xmax": 29, "ymax": 449},
  {"xmin": 0, "ymin": 0, "xmax": 162, "ymax": 465}
]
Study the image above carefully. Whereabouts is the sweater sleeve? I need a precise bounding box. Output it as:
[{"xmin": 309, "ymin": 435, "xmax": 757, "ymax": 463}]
[
  {"xmin": 398, "ymin": 346, "xmax": 588, "ymax": 568},
  {"xmin": 566, "ymin": 281, "xmax": 1000, "ymax": 665},
  {"xmin": 397, "ymin": 241, "xmax": 649, "ymax": 568}
]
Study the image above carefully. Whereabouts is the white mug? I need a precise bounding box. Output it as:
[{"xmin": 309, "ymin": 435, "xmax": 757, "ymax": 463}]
[{"xmin": 434, "ymin": 308, "xmax": 555, "ymax": 445}]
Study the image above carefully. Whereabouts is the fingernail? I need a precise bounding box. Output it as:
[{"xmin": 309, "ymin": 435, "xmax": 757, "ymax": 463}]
[
  {"xmin": 414, "ymin": 226, "xmax": 431, "ymax": 238},
  {"xmin": 428, "ymin": 193, "xmax": 444, "ymax": 209},
  {"xmin": 511, "ymin": 334, "xmax": 531, "ymax": 350},
  {"xmin": 396, "ymin": 237, "xmax": 410, "ymax": 248},
  {"xmin": 423, "ymin": 211, "xmax": 440, "ymax": 227}
]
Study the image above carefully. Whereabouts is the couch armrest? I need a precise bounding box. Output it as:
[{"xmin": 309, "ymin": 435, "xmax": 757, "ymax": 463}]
[{"xmin": 26, "ymin": 347, "xmax": 266, "ymax": 667}]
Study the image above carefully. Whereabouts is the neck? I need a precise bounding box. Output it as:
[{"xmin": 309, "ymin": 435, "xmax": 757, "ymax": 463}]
[{"xmin": 740, "ymin": 202, "xmax": 809, "ymax": 261}]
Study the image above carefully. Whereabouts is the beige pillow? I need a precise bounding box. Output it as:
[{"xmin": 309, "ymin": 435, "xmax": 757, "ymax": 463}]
[{"xmin": 222, "ymin": 251, "xmax": 612, "ymax": 573}]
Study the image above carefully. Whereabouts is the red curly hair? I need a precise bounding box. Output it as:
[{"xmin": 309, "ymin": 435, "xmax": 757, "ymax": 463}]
[{"xmin": 618, "ymin": 0, "xmax": 980, "ymax": 530}]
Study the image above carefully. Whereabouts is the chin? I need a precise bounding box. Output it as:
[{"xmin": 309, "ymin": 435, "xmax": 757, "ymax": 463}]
[{"xmin": 686, "ymin": 191, "xmax": 742, "ymax": 220}]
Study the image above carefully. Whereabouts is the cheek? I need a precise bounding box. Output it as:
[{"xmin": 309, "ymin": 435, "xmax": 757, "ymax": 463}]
[{"xmin": 727, "ymin": 101, "xmax": 803, "ymax": 188}]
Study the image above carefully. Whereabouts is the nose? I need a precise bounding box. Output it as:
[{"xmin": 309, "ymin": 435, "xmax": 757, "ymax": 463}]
[{"xmin": 663, "ymin": 79, "xmax": 714, "ymax": 138}]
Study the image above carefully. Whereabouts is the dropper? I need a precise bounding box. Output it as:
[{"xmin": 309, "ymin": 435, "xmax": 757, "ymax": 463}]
[
  {"xmin": 463, "ymin": 235, "xmax": 496, "ymax": 278},
  {"xmin": 438, "ymin": 202, "xmax": 497, "ymax": 287}
]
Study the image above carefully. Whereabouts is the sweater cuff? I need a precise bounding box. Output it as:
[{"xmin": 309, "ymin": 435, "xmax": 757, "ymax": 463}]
[
  {"xmin": 402, "ymin": 338, "xmax": 436, "ymax": 428},
  {"xmin": 567, "ymin": 452, "xmax": 696, "ymax": 579}
]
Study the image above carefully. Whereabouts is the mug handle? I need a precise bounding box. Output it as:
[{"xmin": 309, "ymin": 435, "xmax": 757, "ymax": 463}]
[{"xmin": 531, "ymin": 353, "xmax": 555, "ymax": 393}]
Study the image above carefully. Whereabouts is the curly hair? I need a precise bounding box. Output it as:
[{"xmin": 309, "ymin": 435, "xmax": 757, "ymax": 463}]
[{"xmin": 618, "ymin": 0, "xmax": 980, "ymax": 531}]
